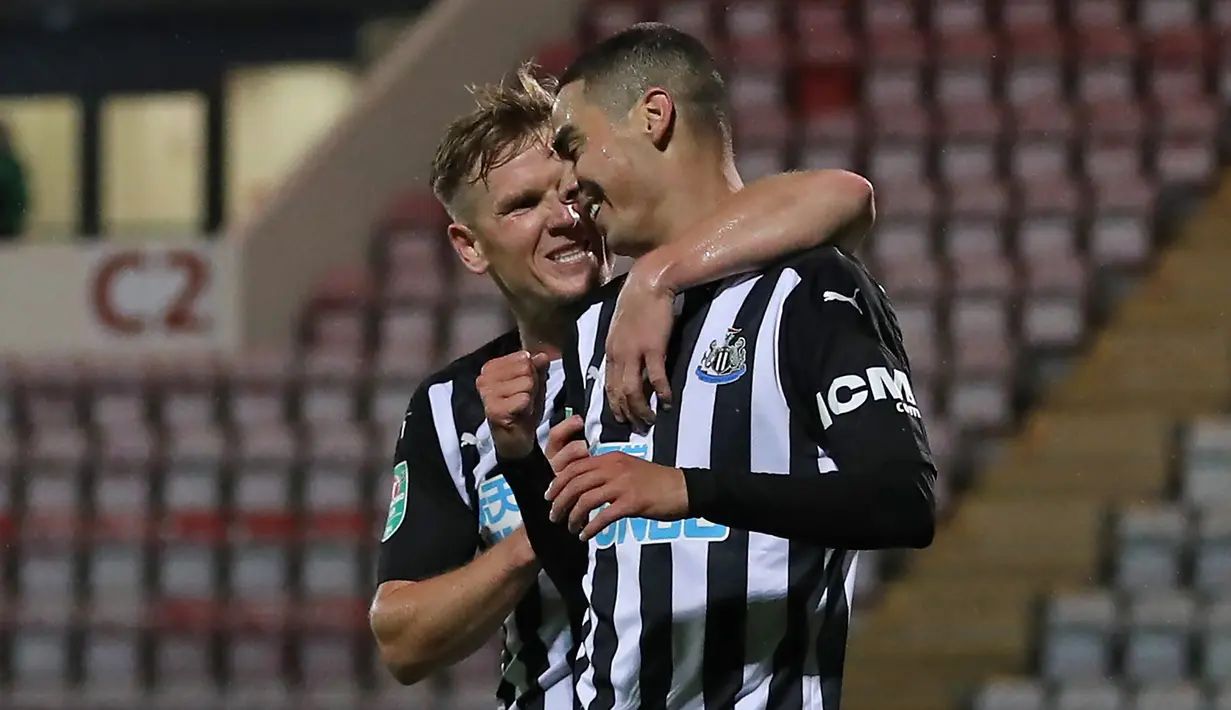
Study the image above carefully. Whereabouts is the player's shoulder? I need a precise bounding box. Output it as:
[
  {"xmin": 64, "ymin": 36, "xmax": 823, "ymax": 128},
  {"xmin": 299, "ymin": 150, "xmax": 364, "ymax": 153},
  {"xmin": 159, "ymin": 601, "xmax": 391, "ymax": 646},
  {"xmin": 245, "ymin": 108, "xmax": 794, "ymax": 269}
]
[
  {"xmin": 779, "ymin": 245, "xmax": 866, "ymax": 284},
  {"xmin": 409, "ymin": 329, "xmax": 522, "ymax": 402}
]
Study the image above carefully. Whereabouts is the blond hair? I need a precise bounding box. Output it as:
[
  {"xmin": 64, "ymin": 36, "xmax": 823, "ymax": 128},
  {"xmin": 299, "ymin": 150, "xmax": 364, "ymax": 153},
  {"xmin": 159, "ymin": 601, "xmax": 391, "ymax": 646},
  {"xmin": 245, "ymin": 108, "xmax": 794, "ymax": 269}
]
[{"xmin": 430, "ymin": 64, "xmax": 557, "ymax": 218}]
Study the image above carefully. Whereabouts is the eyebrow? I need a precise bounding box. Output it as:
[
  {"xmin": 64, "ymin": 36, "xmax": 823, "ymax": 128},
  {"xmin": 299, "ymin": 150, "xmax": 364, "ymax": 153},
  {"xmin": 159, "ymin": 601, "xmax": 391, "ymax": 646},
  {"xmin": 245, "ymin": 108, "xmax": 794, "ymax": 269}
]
[{"xmin": 552, "ymin": 124, "xmax": 581, "ymax": 160}]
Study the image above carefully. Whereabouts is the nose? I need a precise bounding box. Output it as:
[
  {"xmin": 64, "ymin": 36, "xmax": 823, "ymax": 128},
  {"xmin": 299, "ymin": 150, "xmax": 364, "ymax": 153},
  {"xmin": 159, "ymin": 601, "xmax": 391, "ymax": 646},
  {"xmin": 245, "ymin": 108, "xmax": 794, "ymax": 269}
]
[
  {"xmin": 558, "ymin": 164, "xmax": 581, "ymax": 205},
  {"xmin": 547, "ymin": 197, "xmax": 580, "ymax": 232}
]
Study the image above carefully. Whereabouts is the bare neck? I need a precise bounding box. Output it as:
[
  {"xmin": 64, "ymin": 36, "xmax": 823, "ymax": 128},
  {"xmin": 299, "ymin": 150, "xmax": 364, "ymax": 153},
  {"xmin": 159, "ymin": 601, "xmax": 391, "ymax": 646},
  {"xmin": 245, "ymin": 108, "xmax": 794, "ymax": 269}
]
[
  {"xmin": 640, "ymin": 149, "xmax": 743, "ymax": 256},
  {"xmin": 513, "ymin": 309, "xmax": 568, "ymax": 360}
]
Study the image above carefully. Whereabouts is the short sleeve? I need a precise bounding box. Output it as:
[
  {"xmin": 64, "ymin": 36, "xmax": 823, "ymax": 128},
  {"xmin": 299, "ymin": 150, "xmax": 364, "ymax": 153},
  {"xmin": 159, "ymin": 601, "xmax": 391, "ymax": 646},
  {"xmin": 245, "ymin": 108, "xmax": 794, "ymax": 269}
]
[
  {"xmin": 376, "ymin": 384, "xmax": 481, "ymax": 583},
  {"xmin": 780, "ymin": 253, "xmax": 934, "ymax": 475}
]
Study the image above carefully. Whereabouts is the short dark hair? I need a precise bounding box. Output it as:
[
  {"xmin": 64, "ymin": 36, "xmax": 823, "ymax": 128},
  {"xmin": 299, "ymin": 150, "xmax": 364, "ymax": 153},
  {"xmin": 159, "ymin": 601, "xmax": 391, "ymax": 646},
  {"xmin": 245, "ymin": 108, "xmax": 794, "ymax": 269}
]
[
  {"xmin": 560, "ymin": 22, "xmax": 730, "ymax": 146},
  {"xmin": 430, "ymin": 64, "xmax": 556, "ymax": 218}
]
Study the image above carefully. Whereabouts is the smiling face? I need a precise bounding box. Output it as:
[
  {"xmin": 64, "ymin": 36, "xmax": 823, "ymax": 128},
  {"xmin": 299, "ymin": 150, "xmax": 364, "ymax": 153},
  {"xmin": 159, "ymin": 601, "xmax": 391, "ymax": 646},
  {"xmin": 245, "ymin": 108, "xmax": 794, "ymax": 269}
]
[
  {"xmin": 449, "ymin": 139, "xmax": 606, "ymax": 309},
  {"xmin": 551, "ymin": 81, "xmax": 670, "ymax": 257}
]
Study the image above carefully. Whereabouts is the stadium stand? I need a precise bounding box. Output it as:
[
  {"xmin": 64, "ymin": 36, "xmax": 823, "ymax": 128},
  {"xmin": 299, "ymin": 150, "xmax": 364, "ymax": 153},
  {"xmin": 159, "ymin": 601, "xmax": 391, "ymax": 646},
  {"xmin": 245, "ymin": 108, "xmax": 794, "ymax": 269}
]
[{"xmin": 1, "ymin": 0, "xmax": 1229, "ymax": 708}]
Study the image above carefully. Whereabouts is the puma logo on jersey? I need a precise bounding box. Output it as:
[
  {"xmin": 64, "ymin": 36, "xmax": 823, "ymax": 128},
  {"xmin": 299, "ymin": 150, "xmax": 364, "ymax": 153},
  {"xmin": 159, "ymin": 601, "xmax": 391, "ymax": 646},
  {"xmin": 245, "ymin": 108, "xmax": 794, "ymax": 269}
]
[
  {"xmin": 586, "ymin": 366, "xmax": 601, "ymax": 382},
  {"xmin": 461, "ymin": 432, "xmax": 479, "ymax": 448},
  {"xmin": 823, "ymin": 290, "xmax": 862, "ymax": 314}
]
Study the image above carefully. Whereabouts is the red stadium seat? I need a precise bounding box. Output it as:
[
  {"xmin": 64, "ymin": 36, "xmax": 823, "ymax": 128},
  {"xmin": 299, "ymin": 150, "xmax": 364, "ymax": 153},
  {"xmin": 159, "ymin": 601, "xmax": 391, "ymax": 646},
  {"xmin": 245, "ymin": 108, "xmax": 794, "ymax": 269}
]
[
  {"xmin": 1146, "ymin": 29, "xmax": 1211, "ymax": 100},
  {"xmin": 1139, "ymin": 0, "xmax": 1201, "ymax": 32},
  {"xmin": 945, "ymin": 218, "xmax": 1008, "ymax": 261},
  {"xmin": 586, "ymin": 1, "xmax": 652, "ymax": 41},
  {"xmin": 947, "ymin": 178, "xmax": 1011, "ymax": 221},
  {"xmin": 1010, "ymin": 137, "xmax": 1071, "ymax": 183},
  {"xmin": 1002, "ymin": 0, "xmax": 1058, "ymax": 32},
  {"xmin": 874, "ymin": 177, "xmax": 940, "ymax": 224},
  {"xmin": 933, "ymin": 30, "xmax": 999, "ymax": 106},
  {"xmin": 1019, "ymin": 177, "xmax": 1086, "ymax": 219},
  {"xmin": 792, "ymin": 0, "xmax": 853, "ymax": 37},
  {"xmin": 950, "ymin": 297, "xmax": 1016, "ymax": 376},
  {"xmin": 1075, "ymin": 26, "xmax": 1139, "ymax": 102},
  {"xmin": 932, "ymin": 0, "xmax": 989, "ymax": 34},
  {"xmin": 1004, "ymin": 26, "xmax": 1066, "ymax": 106},
  {"xmin": 309, "ymin": 309, "xmax": 367, "ymax": 358},
  {"xmin": 736, "ymin": 146, "xmax": 789, "ymax": 182},
  {"xmin": 871, "ymin": 101, "xmax": 934, "ymax": 144},
  {"xmin": 949, "ymin": 377, "xmax": 1014, "ymax": 431},
  {"xmin": 867, "ymin": 137, "xmax": 928, "ymax": 184},
  {"xmin": 1071, "ymin": 0, "xmax": 1129, "ymax": 30},
  {"xmin": 228, "ymin": 351, "xmax": 294, "ymax": 427},
  {"xmin": 1021, "ymin": 291, "xmax": 1088, "ymax": 349},
  {"xmin": 1018, "ymin": 214, "xmax": 1081, "ymax": 261},
  {"xmin": 725, "ymin": 2, "xmax": 787, "ymax": 69},
  {"xmin": 798, "ymin": 135, "xmax": 858, "ymax": 171},
  {"xmin": 446, "ymin": 303, "xmax": 513, "ymax": 361},
  {"xmin": 864, "ymin": 0, "xmax": 920, "ymax": 32},
  {"xmin": 658, "ymin": 0, "xmax": 718, "ymax": 49},
  {"xmin": 1156, "ymin": 136, "xmax": 1217, "ymax": 185},
  {"xmin": 377, "ymin": 306, "xmax": 437, "ymax": 371},
  {"xmin": 952, "ymin": 254, "xmax": 1018, "ymax": 299},
  {"xmin": 385, "ymin": 229, "xmax": 447, "ymax": 304},
  {"xmin": 864, "ymin": 29, "xmax": 928, "ymax": 109}
]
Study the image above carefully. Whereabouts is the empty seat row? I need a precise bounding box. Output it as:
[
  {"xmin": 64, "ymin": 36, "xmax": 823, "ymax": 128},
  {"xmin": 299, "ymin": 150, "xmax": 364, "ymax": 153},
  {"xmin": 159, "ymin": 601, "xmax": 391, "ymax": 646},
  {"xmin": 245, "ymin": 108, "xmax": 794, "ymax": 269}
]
[
  {"xmin": 589, "ymin": 0, "xmax": 1227, "ymax": 42},
  {"xmin": 1114, "ymin": 506, "xmax": 1231, "ymax": 592},
  {"xmin": 975, "ymin": 679, "xmax": 1231, "ymax": 710},
  {"xmin": 1040, "ymin": 592, "xmax": 1231, "ymax": 682}
]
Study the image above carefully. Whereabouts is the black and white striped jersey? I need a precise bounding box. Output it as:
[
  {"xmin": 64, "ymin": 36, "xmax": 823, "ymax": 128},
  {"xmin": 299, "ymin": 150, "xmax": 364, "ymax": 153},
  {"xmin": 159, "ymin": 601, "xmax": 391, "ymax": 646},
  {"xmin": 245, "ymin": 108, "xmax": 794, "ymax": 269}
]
[
  {"xmin": 376, "ymin": 332, "xmax": 574, "ymax": 710},
  {"xmin": 519, "ymin": 247, "xmax": 936, "ymax": 710}
]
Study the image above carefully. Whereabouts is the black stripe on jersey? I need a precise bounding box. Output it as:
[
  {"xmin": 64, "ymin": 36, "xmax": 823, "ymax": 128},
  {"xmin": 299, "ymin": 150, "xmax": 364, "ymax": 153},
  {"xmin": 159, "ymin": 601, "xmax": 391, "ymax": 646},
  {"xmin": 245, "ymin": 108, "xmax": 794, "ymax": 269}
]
[
  {"xmin": 450, "ymin": 380, "xmax": 484, "ymax": 514},
  {"xmin": 639, "ymin": 285, "xmax": 719, "ymax": 710},
  {"xmin": 585, "ymin": 295, "xmax": 623, "ymax": 710},
  {"xmin": 514, "ymin": 378, "xmax": 574, "ymax": 710},
  {"xmin": 766, "ymin": 413, "xmax": 833, "ymax": 709},
  {"xmin": 817, "ymin": 551, "xmax": 854, "ymax": 710},
  {"xmin": 511, "ymin": 584, "xmax": 549, "ymax": 710},
  {"xmin": 703, "ymin": 275, "xmax": 778, "ymax": 710}
]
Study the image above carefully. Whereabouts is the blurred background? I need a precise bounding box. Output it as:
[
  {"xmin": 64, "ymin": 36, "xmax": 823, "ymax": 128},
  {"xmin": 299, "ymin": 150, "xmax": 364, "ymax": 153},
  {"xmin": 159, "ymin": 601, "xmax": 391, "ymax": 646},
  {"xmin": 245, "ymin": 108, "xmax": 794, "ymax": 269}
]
[{"xmin": 0, "ymin": 0, "xmax": 1229, "ymax": 709}]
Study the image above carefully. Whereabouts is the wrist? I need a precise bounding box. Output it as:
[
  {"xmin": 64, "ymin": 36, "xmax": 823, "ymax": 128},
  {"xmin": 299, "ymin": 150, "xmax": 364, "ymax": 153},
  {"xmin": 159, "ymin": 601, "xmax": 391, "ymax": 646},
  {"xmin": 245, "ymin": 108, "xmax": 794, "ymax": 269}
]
[
  {"xmin": 502, "ymin": 528, "xmax": 539, "ymax": 572},
  {"xmin": 632, "ymin": 249, "xmax": 680, "ymax": 297}
]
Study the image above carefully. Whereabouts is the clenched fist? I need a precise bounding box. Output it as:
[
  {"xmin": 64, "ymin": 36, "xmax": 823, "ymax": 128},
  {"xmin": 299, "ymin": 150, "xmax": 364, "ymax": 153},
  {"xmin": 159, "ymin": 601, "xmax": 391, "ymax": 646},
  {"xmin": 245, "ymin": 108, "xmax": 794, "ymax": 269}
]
[{"xmin": 477, "ymin": 351, "xmax": 551, "ymax": 460}]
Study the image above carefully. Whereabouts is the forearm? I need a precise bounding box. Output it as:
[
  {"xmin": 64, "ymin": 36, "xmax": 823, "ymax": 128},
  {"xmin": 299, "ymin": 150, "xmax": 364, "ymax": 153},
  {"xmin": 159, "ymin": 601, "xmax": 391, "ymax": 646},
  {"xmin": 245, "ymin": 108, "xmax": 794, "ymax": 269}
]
[
  {"xmin": 498, "ymin": 447, "xmax": 588, "ymax": 632},
  {"xmin": 641, "ymin": 170, "xmax": 875, "ymax": 292},
  {"xmin": 683, "ymin": 463, "xmax": 936, "ymax": 550},
  {"xmin": 371, "ymin": 532, "xmax": 538, "ymax": 684}
]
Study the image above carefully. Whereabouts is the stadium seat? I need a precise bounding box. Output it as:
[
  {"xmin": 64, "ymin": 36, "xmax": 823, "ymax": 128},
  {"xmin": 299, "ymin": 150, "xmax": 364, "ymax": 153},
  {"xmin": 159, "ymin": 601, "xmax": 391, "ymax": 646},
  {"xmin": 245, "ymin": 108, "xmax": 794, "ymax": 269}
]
[
  {"xmin": 972, "ymin": 679, "xmax": 1045, "ymax": 710},
  {"xmin": 1122, "ymin": 593, "xmax": 1197, "ymax": 681},
  {"xmin": 1182, "ymin": 418, "xmax": 1231, "ymax": 506},
  {"xmin": 1132, "ymin": 683, "xmax": 1204, "ymax": 710},
  {"xmin": 1203, "ymin": 601, "xmax": 1231, "ymax": 683},
  {"xmin": 1195, "ymin": 510, "xmax": 1231, "ymax": 594},
  {"xmin": 1114, "ymin": 506, "xmax": 1189, "ymax": 591},
  {"xmin": 1054, "ymin": 680, "xmax": 1126, "ymax": 710},
  {"xmin": 1040, "ymin": 592, "xmax": 1118, "ymax": 680}
]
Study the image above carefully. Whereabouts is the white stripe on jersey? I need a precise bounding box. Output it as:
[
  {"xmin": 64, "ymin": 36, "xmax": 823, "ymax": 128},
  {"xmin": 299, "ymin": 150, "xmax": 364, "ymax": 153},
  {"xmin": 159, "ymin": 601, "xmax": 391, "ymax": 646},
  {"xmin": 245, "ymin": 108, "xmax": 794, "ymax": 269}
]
[{"xmin": 427, "ymin": 381, "xmax": 471, "ymax": 509}]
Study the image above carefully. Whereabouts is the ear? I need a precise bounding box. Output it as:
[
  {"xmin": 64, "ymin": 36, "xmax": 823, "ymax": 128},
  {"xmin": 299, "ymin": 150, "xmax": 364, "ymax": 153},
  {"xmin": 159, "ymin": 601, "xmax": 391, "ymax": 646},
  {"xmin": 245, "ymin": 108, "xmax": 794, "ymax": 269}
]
[
  {"xmin": 448, "ymin": 222, "xmax": 488, "ymax": 275},
  {"xmin": 638, "ymin": 88, "xmax": 675, "ymax": 149}
]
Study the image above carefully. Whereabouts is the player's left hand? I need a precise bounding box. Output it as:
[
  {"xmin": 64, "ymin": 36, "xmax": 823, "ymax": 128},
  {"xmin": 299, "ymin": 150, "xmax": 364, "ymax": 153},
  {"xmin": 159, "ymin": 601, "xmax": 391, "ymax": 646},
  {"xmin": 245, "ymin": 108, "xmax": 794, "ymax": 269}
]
[
  {"xmin": 605, "ymin": 258, "xmax": 676, "ymax": 432},
  {"xmin": 546, "ymin": 452, "xmax": 690, "ymax": 541}
]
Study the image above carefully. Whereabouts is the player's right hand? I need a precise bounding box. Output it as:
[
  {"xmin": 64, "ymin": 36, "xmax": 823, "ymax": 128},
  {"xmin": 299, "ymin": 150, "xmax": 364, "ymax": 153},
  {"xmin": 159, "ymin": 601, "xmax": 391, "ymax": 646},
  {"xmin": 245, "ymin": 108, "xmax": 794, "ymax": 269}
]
[
  {"xmin": 477, "ymin": 351, "xmax": 551, "ymax": 460},
  {"xmin": 546, "ymin": 414, "xmax": 589, "ymax": 475}
]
